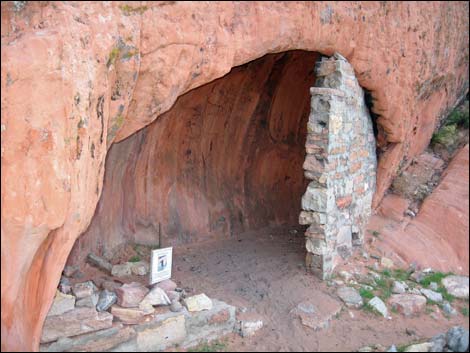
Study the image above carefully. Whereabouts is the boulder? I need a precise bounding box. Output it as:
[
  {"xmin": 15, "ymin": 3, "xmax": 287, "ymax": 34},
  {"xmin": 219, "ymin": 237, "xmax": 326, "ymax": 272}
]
[
  {"xmin": 442, "ymin": 276, "xmax": 469, "ymax": 299},
  {"xmin": 389, "ymin": 294, "xmax": 427, "ymax": 317}
]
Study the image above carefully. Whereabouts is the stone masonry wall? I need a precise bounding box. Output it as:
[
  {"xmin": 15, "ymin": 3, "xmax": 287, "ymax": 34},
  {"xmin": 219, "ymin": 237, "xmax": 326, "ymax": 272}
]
[{"xmin": 300, "ymin": 54, "xmax": 377, "ymax": 279}]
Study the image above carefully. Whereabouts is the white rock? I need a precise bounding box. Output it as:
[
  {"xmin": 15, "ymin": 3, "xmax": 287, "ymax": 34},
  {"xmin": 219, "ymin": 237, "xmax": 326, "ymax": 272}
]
[
  {"xmin": 442, "ymin": 275, "xmax": 469, "ymax": 299},
  {"xmin": 403, "ymin": 342, "xmax": 433, "ymax": 352},
  {"xmin": 420, "ymin": 288, "xmax": 443, "ymax": 303},
  {"xmin": 238, "ymin": 320, "xmax": 263, "ymax": 337},
  {"xmin": 139, "ymin": 287, "xmax": 171, "ymax": 311},
  {"xmin": 368, "ymin": 296, "xmax": 388, "ymax": 318},
  {"xmin": 392, "ymin": 281, "xmax": 408, "ymax": 294},
  {"xmin": 183, "ymin": 293, "xmax": 213, "ymax": 312}
]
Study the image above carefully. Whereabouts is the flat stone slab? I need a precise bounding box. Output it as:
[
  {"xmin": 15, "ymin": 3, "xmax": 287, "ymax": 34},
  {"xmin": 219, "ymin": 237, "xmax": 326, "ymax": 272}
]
[
  {"xmin": 47, "ymin": 291, "xmax": 75, "ymax": 317},
  {"xmin": 388, "ymin": 294, "xmax": 426, "ymax": 317},
  {"xmin": 39, "ymin": 325, "xmax": 135, "ymax": 352},
  {"xmin": 183, "ymin": 293, "xmax": 213, "ymax": 312},
  {"xmin": 41, "ymin": 308, "xmax": 113, "ymax": 343},
  {"xmin": 442, "ymin": 275, "xmax": 469, "ymax": 299},
  {"xmin": 292, "ymin": 297, "xmax": 342, "ymax": 330},
  {"xmin": 337, "ymin": 286, "xmax": 363, "ymax": 308},
  {"xmin": 111, "ymin": 305, "xmax": 154, "ymax": 325}
]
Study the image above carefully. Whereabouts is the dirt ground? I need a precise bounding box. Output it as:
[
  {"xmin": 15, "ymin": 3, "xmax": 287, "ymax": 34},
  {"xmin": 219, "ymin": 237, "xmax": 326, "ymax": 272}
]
[{"xmin": 165, "ymin": 225, "xmax": 469, "ymax": 352}]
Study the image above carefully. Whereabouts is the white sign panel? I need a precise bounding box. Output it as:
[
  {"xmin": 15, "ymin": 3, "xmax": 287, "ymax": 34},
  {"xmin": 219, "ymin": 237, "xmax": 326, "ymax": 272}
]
[{"xmin": 149, "ymin": 247, "xmax": 173, "ymax": 285}]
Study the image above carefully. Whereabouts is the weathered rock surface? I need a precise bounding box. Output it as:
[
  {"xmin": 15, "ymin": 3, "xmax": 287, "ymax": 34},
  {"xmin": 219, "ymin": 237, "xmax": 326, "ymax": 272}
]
[
  {"xmin": 96, "ymin": 290, "xmax": 117, "ymax": 312},
  {"xmin": 47, "ymin": 291, "xmax": 76, "ymax": 317},
  {"xmin": 39, "ymin": 326, "xmax": 136, "ymax": 352},
  {"xmin": 446, "ymin": 326, "xmax": 469, "ymax": 352},
  {"xmin": 369, "ymin": 145, "xmax": 470, "ymax": 275},
  {"xmin": 156, "ymin": 280, "xmax": 178, "ymax": 294},
  {"xmin": 72, "ymin": 281, "xmax": 98, "ymax": 300},
  {"xmin": 392, "ymin": 281, "xmax": 408, "ymax": 294},
  {"xmin": 184, "ymin": 294, "xmax": 213, "ymax": 312},
  {"xmin": 442, "ymin": 275, "xmax": 469, "ymax": 299},
  {"xmin": 337, "ymin": 287, "xmax": 363, "ymax": 308},
  {"xmin": 367, "ymin": 297, "xmax": 388, "ymax": 318},
  {"xmin": 130, "ymin": 261, "xmax": 149, "ymax": 276},
  {"xmin": 111, "ymin": 263, "xmax": 132, "ymax": 278},
  {"xmin": 76, "ymin": 293, "xmax": 99, "ymax": 308},
  {"xmin": 110, "ymin": 305, "xmax": 154, "ymax": 325},
  {"xmin": 420, "ymin": 288, "xmax": 443, "ymax": 303},
  {"xmin": 292, "ymin": 298, "xmax": 341, "ymax": 330},
  {"xmin": 116, "ymin": 282, "xmax": 149, "ymax": 308},
  {"xmin": 41, "ymin": 308, "xmax": 113, "ymax": 344},
  {"xmin": 139, "ymin": 287, "xmax": 171, "ymax": 309},
  {"xmin": 389, "ymin": 294, "xmax": 427, "ymax": 317},
  {"xmin": 1, "ymin": 2, "xmax": 469, "ymax": 351}
]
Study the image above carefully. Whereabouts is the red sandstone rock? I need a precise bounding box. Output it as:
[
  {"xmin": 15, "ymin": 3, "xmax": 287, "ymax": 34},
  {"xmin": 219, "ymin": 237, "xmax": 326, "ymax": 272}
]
[
  {"xmin": 156, "ymin": 280, "xmax": 178, "ymax": 294},
  {"xmin": 388, "ymin": 294, "xmax": 427, "ymax": 317},
  {"xmin": 1, "ymin": 2, "xmax": 468, "ymax": 351},
  {"xmin": 115, "ymin": 282, "xmax": 149, "ymax": 308},
  {"xmin": 110, "ymin": 305, "xmax": 154, "ymax": 325}
]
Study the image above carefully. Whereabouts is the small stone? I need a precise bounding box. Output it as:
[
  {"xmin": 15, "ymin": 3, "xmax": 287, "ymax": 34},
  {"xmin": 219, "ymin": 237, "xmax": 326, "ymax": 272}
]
[
  {"xmin": 96, "ymin": 290, "xmax": 117, "ymax": 312},
  {"xmin": 442, "ymin": 301, "xmax": 458, "ymax": 316},
  {"xmin": 446, "ymin": 326, "xmax": 469, "ymax": 352},
  {"xmin": 420, "ymin": 288, "xmax": 443, "ymax": 303},
  {"xmin": 72, "ymin": 281, "xmax": 98, "ymax": 299},
  {"xmin": 404, "ymin": 342, "xmax": 433, "ymax": 352},
  {"xmin": 362, "ymin": 251, "xmax": 369, "ymax": 260},
  {"xmin": 111, "ymin": 263, "xmax": 132, "ymax": 277},
  {"xmin": 430, "ymin": 333, "xmax": 446, "ymax": 352},
  {"xmin": 392, "ymin": 281, "xmax": 408, "ymax": 294},
  {"xmin": 87, "ymin": 253, "xmax": 113, "ymax": 274},
  {"xmin": 47, "ymin": 291, "xmax": 76, "ymax": 317},
  {"xmin": 387, "ymin": 345, "xmax": 398, "ymax": 352},
  {"xmin": 405, "ymin": 209, "xmax": 416, "ymax": 217},
  {"xmin": 170, "ymin": 299, "xmax": 183, "ymax": 312},
  {"xmin": 157, "ymin": 279, "xmax": 178, "ymax": 293},
  {"xmin": 116, "ymin": 282, "xmax": 149, "ymax": 308},
  {"xmin": 429, "ymin": 282, "xmax": 438, "ymax": 291},
  {"xmin": 389, "ymin": 294, "xmax": 427, "ymax": 317},
  {"xmin": 58, "ymin": 276, "xmax": 72, "ymax": 295},
  {"xmin": 183, "ymin": 293, "xmax": 213, "ymax": 312},
  {"xmin": 130, "ymin": 261, "xmax": 149, "ymax": 276},
  {"xmin": 63, "ymin": 265, "xmax": 79, "ymax": 277},
  {"xmin": 381, "ymin": 257, "xmax": 394, "ymax": 269},
  {"xmin": 406, "ymin": 328, "xmax": 416, "ymax": 336},
  {"xmin": 337, "ymin": 287, "xmax": 363, "ymax": 308},
  {"xmin": 408, "ymin": 288, "xmax": 422, "ymax": 295},
  {"xmin": 368, "ymin": 296, "xmax": 388, "ymax": 318},
  {"xmin": 76, "ymin": 293, "xmax": 99, "ymax": 308},
  {"xmin": 442, "ymin": 276, "xmax": 469, "ymax": 299}
]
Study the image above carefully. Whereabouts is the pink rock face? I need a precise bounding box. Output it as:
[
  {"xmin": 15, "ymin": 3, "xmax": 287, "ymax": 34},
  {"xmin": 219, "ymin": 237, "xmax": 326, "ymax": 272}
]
[
  {"xmin": 115, "ymin": 282, "xmax": 149, "ymax": 308},
  {"xmin": 369, "ymin": 145, "xmax": 470, "ymax": 274},
  {"xmin": 388, "ymin": 294, "xmax": 427, "ymax": 317},
  {"xmin": 0, "ymin": 2, "xmax": 468, "ymax": 351}
]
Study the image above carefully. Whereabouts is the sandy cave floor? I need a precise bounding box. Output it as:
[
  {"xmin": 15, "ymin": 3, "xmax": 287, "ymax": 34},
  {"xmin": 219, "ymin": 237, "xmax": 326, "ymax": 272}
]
[{"xmin": 159, "ymin": 225, "xmax": 469, "ymax": 352}]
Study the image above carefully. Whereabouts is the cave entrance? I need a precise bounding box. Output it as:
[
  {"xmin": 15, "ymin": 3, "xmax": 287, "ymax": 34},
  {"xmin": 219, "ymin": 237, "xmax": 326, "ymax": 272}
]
[
  {"xmin": 68, "ymin": 50, "xmax": 376, "ymax": 282},
  {"xmin": 42, "ymin": 50, "xmax": 377, "ymax": 349}
]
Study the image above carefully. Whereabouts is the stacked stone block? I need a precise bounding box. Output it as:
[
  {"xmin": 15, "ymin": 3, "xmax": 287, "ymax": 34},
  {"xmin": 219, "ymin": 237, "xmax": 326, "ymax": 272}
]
[{"xmin": 300, "ymin": 53, "xmax": 377, "ymax": 279}]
